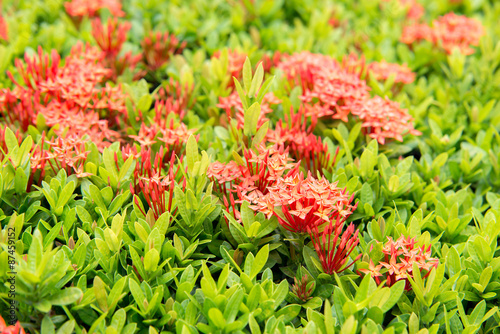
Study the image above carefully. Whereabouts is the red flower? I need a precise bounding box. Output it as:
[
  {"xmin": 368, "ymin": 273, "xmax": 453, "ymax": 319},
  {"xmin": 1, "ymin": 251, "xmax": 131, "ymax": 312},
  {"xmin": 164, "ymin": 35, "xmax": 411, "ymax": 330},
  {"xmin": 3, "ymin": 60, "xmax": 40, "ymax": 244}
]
[
  {"xmin": 401, "ymin": 13, "xmax": 485, "ymax": 55},
  {"xmin": 350, "ymin": 96, "xmax": 421, "ymax": 144},
  {"xmin": 248, "ymin": 172, "xmax": 357, "ymax": 233},
  {"xmin": 401, "ymin": 23, "xmax": 434, "ymax": 45},
  {"xmin": 91, "ymin": 17, "xmax": 129, "ymax": 57},
  {"xmin": 155, "ymin": 79, "xmax": 196, "ymax": 121},
  {"xmin": 0, "ymin": 13, "xmax": 8, "ymax": 41},
  {"xmin": 291, "ymin": 274, "xmax": 315, "ymax": 302},
  {"xmin": 1, "ymin": 43, "xmax": 127, "ymax": 150},
  {"xmin": 212, "ymin": 49, "xmax": 247, "ymax": 85},
  {"xmin": 0, "ymin": 315, "xmax": 25, "ymax": 334},
  {"xmin": 432, "ymin": 13, "xmax": 485, "ymax": 55},
  {"xmin": 131, "ymin": 147, "xmax": 185, "ymax": 220},
  {"xmin": 267, "ymin": 105, "xmax": 338, "ymax": 176},
  {"xmin": 308, "ymin": 217, "xmax": 361, "ymax": 274},
  {"xmin": 277, "ymin": 51, "xmax": 370, "ymax": 122},
  {"xmin": 367, "ymin": 61, "xmax": 416, "ymax": 85},
  {"xmin": 141, "ymin": 31, "xmax": 186, "ymax": 72},
  {"xmin": 65, "ymin": 0, "xmax": 125, "ymax": 18},
  {"xmin": 92, "ymin": 18, "xmax": 141, "ymax": 79},
  {"xmin": 30, "ymin": 133, "xmax": 91, "ymax": 183},
  {"xmin": 208, "ymin": 145, "xmax": 298, "ymax": 224},
  {"xmin": 360, "ymin": 235, "xmax": 439, "ymax": 291}
]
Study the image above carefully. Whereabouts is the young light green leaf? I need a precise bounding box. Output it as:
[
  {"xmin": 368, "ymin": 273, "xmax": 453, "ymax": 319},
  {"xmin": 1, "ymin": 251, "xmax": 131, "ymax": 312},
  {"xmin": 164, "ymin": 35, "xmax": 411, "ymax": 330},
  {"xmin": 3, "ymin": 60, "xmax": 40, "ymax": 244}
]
[
  {"xmin": 244, "ymin": 102, "xmax": 261, "ymax": 137},
  {"xmin": 248, "ymin": 62, "xmax": 264, "ymax": 97},
  {"xmin": 250, "ymin": 244, "xmax": 269, "ymax": 279},
  {"xmin": 243, "ymin": 57, "xmax": 252, "ymax": 92}
]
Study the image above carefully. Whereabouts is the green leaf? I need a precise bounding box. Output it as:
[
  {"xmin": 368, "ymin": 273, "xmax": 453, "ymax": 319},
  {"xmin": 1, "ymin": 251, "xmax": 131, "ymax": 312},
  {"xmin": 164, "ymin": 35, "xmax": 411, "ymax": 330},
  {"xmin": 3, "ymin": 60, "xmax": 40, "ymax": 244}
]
[
  {"xmin": 256, "ymin": 76, "xmax": 274, "ymax": 103},
  {"xmin": 129, "ymin": 279, "xmax": 147, "ymax": 313},
  {"xmin": 47, "ymin": 287, "xmax": 82, "ymax": 306},
  {"xmin": 234, "ymin": 78, "xmax": 249, "ymax": 110},
  {"xmin": 250, "ymin": 244, "xmax": 269, "ymax": 279},
  {"xmin": 381, "ymin": 280, "xmax": 405, "ymax": 313},
  {"xmin": 103, "ymin": 148, "xmax": 118, "ymax": 179},
  {"xmin": 56, "ymin": 320, "xmax": 75, "ymax": 334},
  {"xmin": 248, "ymin": 313, "xmax": 261, "ymax": 334},
  {"xmin": 56, "ymin": 181, "xmax": 76, "ymax": 215},
  {"xmin": 208, "ymin": 308, "xmax": 226, "ymax": 329},
  {"xmin": 41, "ymin": 316, "xmax": 55, "ymax": 334},
  {"xmin": 252, "ymin": 121, "xmax": 269, "ymax": 149},
  {"xmin": 144, "ymin": 248, "xmax": 160, "ymax": 272},
  {"xmin": 244, "ymin": 102, "xmax": 261, "ymax": 137},
  {"xmin": 186, "ymin": 135, "xmax": 198, "ymax": 174},
  {"xmin": 5, "ymin": 127, "xmax": 19, "ymax": 152},
  {"xmin": 275, "ymin": 304, "xmax": 300, "ymax": 323},
  {"xmin": 224, "ymin": 288, "xmax": 244, "ymax": 322},
  {"xmin": 14, "ymin": 167, "xmax": 28, "ymax": 194},
  {"xmin": 94, "ymin": 276, "xmax": 108, "ymax": 312},
  {"xmin": 249, "ymin": 62, "xmax": 264, "ymax": 97},
  {"xmin": 243, "ymin": 57, "xmax": 252, "ymax": 92}
]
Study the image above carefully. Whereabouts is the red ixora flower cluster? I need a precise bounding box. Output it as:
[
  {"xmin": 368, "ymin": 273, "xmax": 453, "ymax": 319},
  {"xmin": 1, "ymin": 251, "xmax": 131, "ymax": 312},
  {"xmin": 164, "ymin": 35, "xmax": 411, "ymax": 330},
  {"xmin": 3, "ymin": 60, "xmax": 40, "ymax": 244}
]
[
  {"xmin": 1, "ymin": 43, "xmax": 126, "ymax": 150},
  {"xmin": 276, "ymin": 51, "xmax": 420, "ymax": 144},
  {"xmin": 65, "ymin": 0, "xmax": 125, "ymax": 18},
  {"xmin": 278, "ymin": 51, "xmax": 370, "ymax": 122},
  {"xmin": 248, "ymin": 172, "xmax": 357, "ymax": 234},
  {"xmin": 401, "ymin": 12, "xmax": 485, "ymax": 55},
  {"xmin": 141, "ymin": 31, "xmax": 187, "ymax": 72},
  {"xmin": 359, "ymin": 235, "xmax": 439, "ymax": 291},
  {"xmin": 212, "ymin": 49, "xmax": 247, "ymax": 87},
  {"xmin": 91, "ymin": 18, "xmax": 141, "ymax": 80},
  {"xmin": 129, "ymin": 147, "xmax": 185, "ymax": 221},
  {"xmin": 128, "ymin": 81, "xmax": 196, "ymax": 154},
  {"xmin": 351, "ymin": 96, "xmax": 422, "ymax": 144},
  {"xmin": 309, "ymin": 216, "xmax": 361, "ymax": 274},
  {"xmin": 0, "ymin": 315, "xmax": 25, "ymax": 334},
  {"xmin": 30, "ymin": 134, "xmax": 91, "ymax": 188},
  {"xmin": 207, "ymin": 145, "xmax": 298, "ymax": 222},
  {"xmin": 0, "ymin": 12, "xmax": 8, "ymax": 42},
  {"xmin": 267, "ymin": 104, "xmax": 339, "ymax": 176}
]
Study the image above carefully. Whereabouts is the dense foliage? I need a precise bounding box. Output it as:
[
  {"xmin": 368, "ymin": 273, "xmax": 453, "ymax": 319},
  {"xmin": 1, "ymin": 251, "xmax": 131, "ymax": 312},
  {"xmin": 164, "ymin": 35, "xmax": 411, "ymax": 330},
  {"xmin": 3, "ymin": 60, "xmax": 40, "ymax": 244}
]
[{"xmin": 1, "ymin": 0, "xmax": 500, "ymax": 333}]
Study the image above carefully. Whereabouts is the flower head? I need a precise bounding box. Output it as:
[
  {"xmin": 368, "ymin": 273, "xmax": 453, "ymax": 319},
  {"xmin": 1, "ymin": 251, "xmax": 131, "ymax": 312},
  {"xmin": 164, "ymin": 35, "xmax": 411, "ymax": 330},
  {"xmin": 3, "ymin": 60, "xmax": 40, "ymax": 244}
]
[
  {"xmin": 248, "ymin": 172, "xmax": 356, "ymax": 233},
  {"xmin": 0, "ymin": 315, "xmax": 26, "ymax": 334},
  {"xmin": 367, "ymin": 61, "xmax": 416, "ymax": 84},
  {"xmin": 360, "ymin": 235, "xmax": 439, "ymax": 291},
  {"xmin": 65, "ymin": 0, "xmax": 125, "ymax": 18},
  {"xmin": 401, "ymin": 13, "xmax": 485, "ymax": 55},
  {"xmin": 141, "ymin": 31, "xmax": 186, "ymax": 72},
  {"xmin": 350, "ymin": 96, "xmax": 421, "ymax": 144},
  {"xmin": 277, "ymin": 51, "xmax": 370, "ymax": 122},
  {"xmin": 308, "ymin": 217, "xmax": 361, "ymax": 275}
]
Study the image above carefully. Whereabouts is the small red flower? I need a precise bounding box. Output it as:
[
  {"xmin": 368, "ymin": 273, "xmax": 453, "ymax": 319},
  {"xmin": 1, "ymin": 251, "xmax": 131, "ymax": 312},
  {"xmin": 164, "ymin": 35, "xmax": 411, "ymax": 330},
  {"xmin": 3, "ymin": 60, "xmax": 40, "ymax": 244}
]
[
  {"xmin": 141, "ymin": 31, "xmax": 187, "ymax": 72},
  {"xmin": 2, "ymin": 43, "xmax": 127, "ymax": 150},
  {"xmin": 350, "ymin": 96, "xmax": 421, "ymax": 144},
  {"xmin": 0, "ymin": 315, "xmax": 26, "ymax": 334},
  {"xmin": 131, "ymin": 147, "xmax": 185, "ymax": 221},
  {"xmin": 291, "ymin": 274, "xmax": 315, "ymax": 302},
  {"xmin": 267, "ymin": 105, "xmax": 338, "ymax": 176},
  {"xmin": 360, "ymin": 235, "xmax": 439, "ymax": 291},
  {"xmin": 308, "ymin": 217, "xmax": 361, "ymax": 275},
  {"xmin": 0, "ymin": 13, "xmax": 8, "ymax": 41},
  {"xmin": 367, "ymin": 61, "xmax": 416, "ymax": 85},
  {"xmin": 248, "ymin": 172, "xmax": 357, "ymax": 233},
  {"xmin": 212, "ymin": 49, "xmax": 247, "ymax": 86},
  {"xmin": 65, "ymin": 0, "xmax": 125, "ymax": 18},
  {"xmin": 401, "ymin": 13, "xmax": 485, "ymax": 55},
  {"xmin": 277, "ymin": 51, "xmax": 370, "ymax": 122}
]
